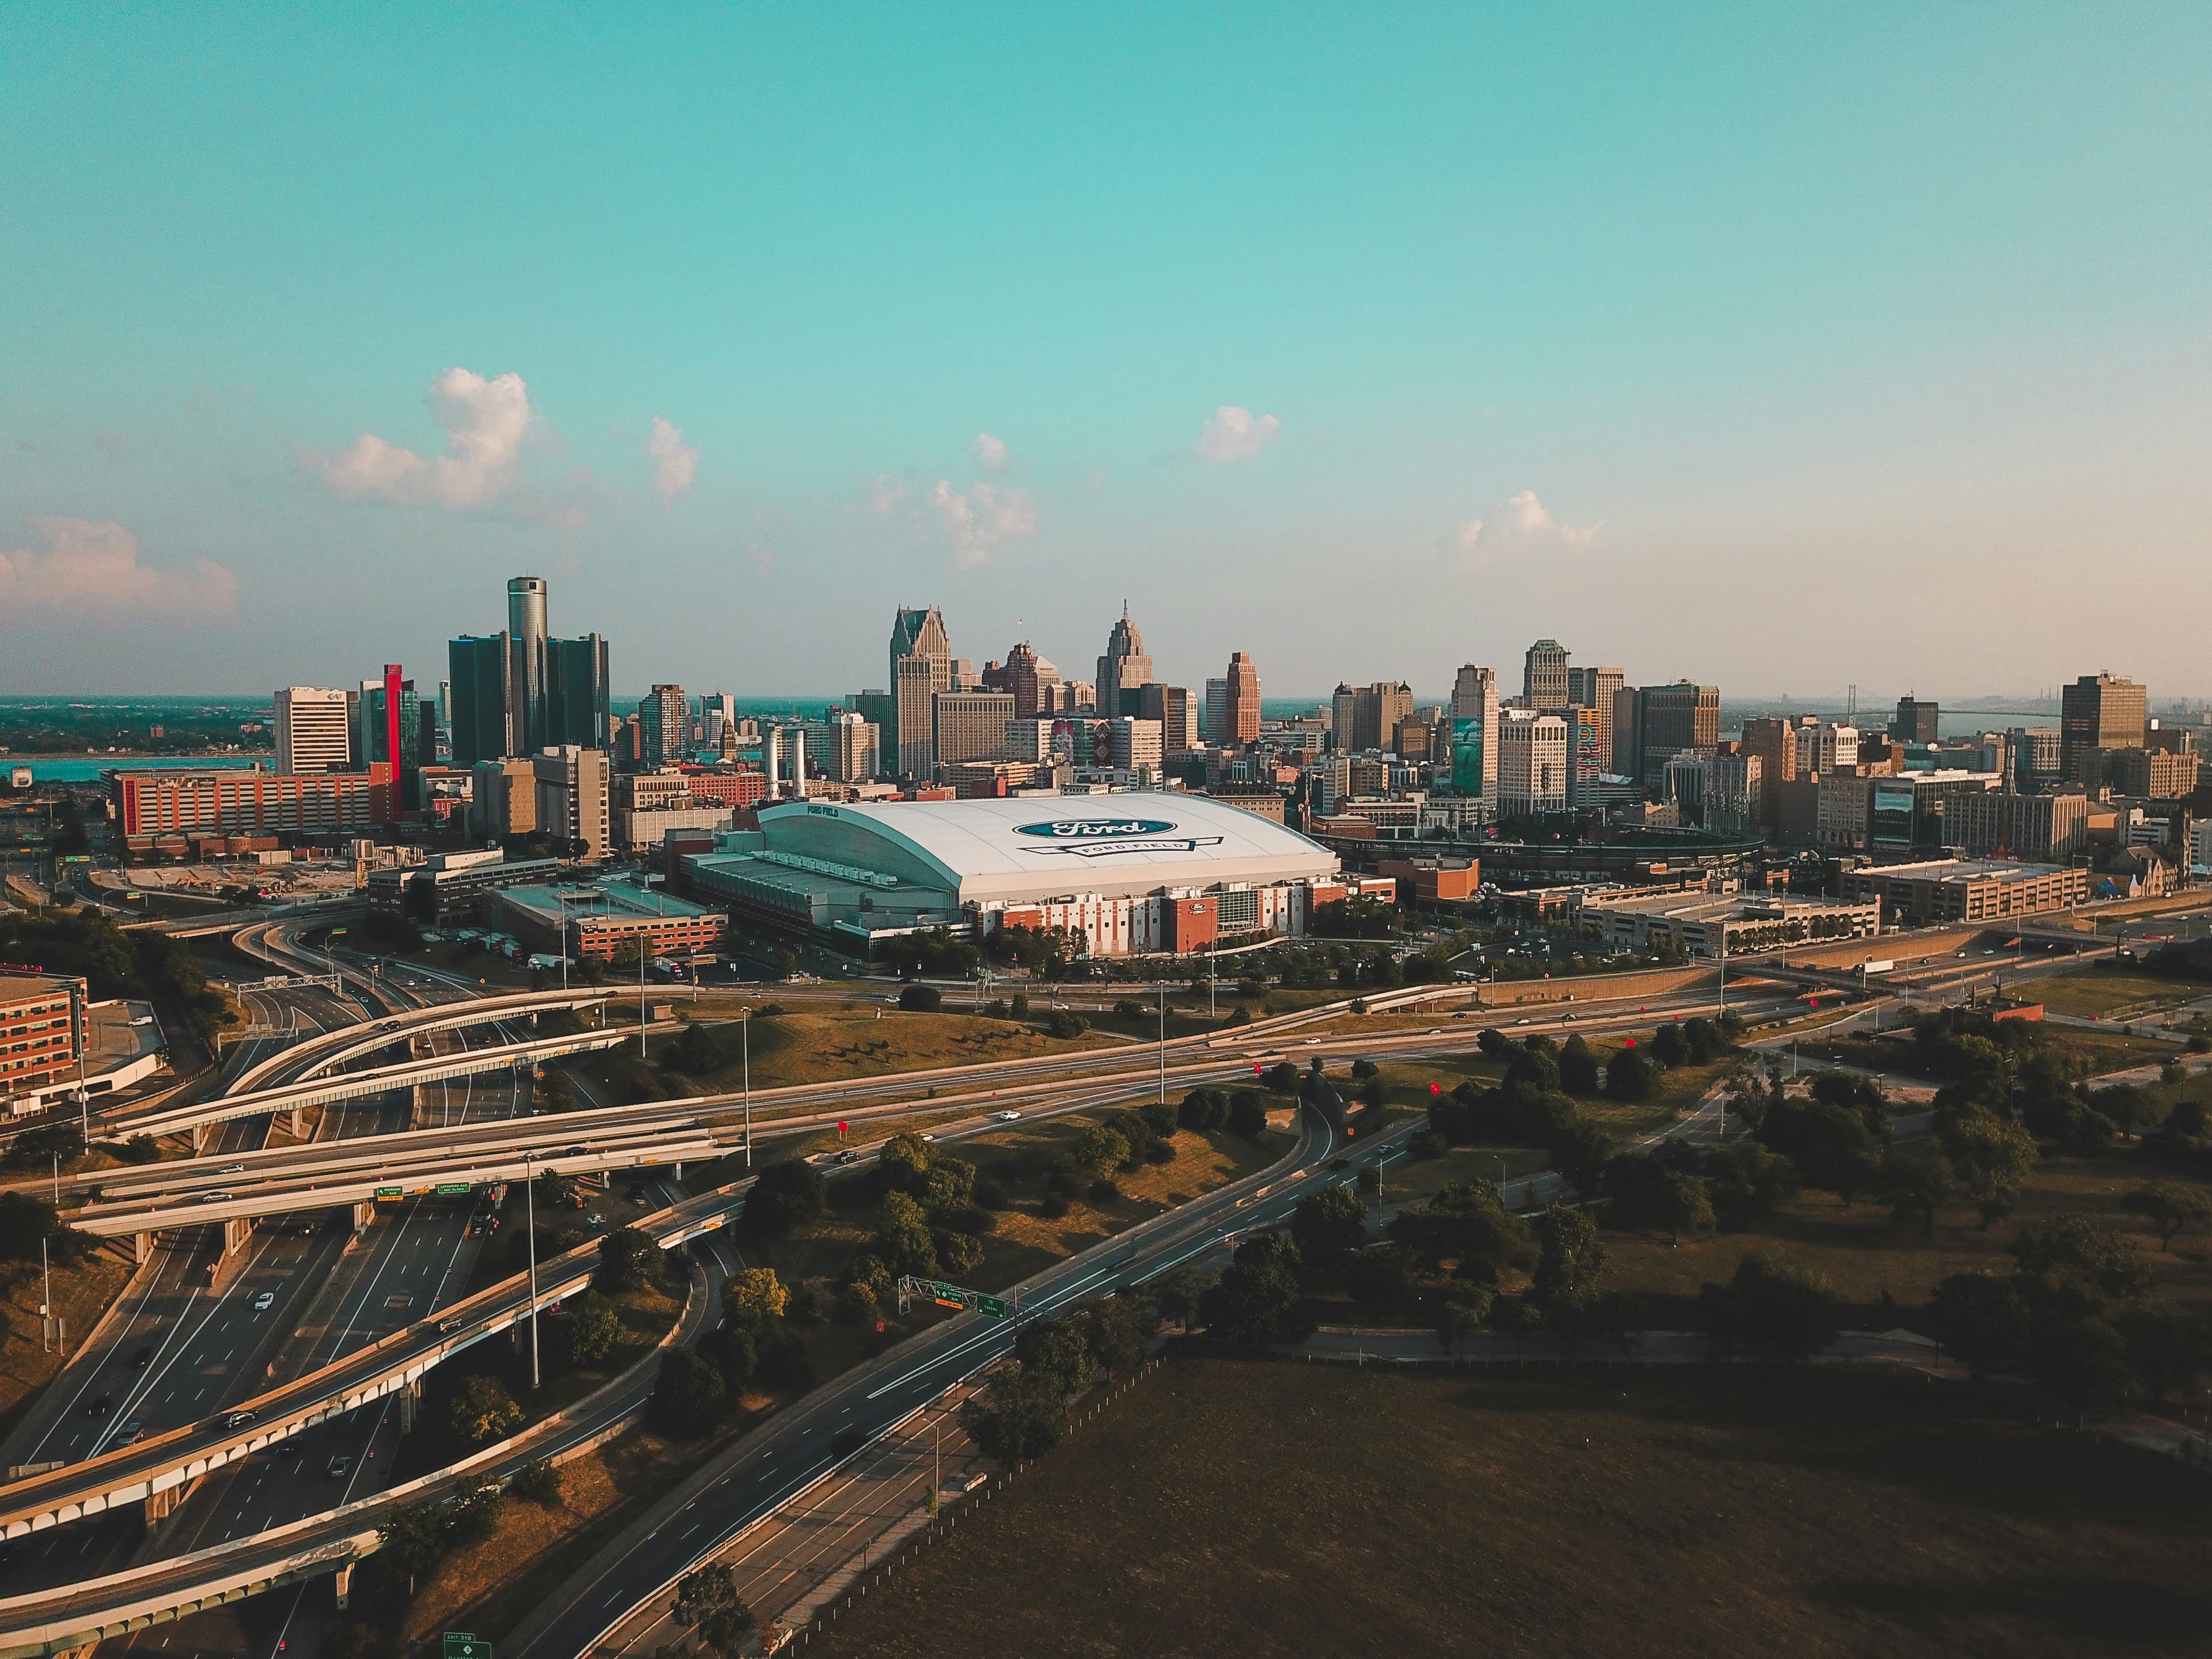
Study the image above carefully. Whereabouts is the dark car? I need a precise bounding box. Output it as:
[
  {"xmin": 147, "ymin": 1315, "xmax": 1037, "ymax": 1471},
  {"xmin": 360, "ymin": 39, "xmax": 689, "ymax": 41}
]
[
  {"xmin": 84, "ymin": 1394, "xmax": 115, "ymax": 1418},
  {"xmin": 130, "ymin": 1343, "xmax": 154, "ymax": 1368},
  {"xmin": 325, "ymin": 1453, "xmax": 354, "ymax": 1479}
]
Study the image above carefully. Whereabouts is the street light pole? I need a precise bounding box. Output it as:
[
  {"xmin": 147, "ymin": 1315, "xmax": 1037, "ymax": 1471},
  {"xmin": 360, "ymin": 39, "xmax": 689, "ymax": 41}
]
[
  {"xmin": 524, "ymin": 1151, "xmax": 540, "ymax": 1391},
  {"xmin": 742, "ymin": 1010, "xmax": 753, "ymax": 1169},
  {"xmin": 1157, "ymin": 978, "xmax": 1166, "ymax": 1108}
]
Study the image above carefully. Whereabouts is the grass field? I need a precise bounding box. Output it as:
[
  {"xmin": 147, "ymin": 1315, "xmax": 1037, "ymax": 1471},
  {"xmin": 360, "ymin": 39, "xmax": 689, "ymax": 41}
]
[
  {"xmin": 0, "ymin": 1248, "xmax": 133, "ymax": 1446},
  {"xmin": 2032, "ymin": 970, "xmax": 2209, "ymax": 1021},
  {"xmin": 812, "ymin": 1358, "xmax": 2211, "ymax": 1659}
]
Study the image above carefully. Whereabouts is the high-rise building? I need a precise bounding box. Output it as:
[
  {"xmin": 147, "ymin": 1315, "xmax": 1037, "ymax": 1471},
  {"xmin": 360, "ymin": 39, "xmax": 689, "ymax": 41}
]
[
  {"xmin": 1331, "ymin": 682, "xmax": 1412, "ymax": 753},
  {"xmin": 547, "ymin": 634, "xmax": 611, "ymax": 750},
  {"xmin": 1795, "ymin": 718, "xmax": 1860, "ymax": 776},
  {"xmin": 355, "ymin": 667, "xmax": 424, "ymax": 811},
  {"xmin": 831, "ymin": 713, "xmax": 880, "ymax": 782},
  {"xmin": 931, "ymin": 690, "xmax": 1017, "ymax": 768},
  {"xmin": 274, "ymin": 687, "xmax": 353, "ymax": 775},
  {"xmin": 890, "ymin": 607, "xmax": 953, "ymax": 775},
  {"xmin": 532, "ymin": 745, "xmax": 610, "ymax": 861},
  {"xmin": 1222, "ymin": 652, "xmax": 1262, "ymax": 747},
  {"xmin": 506, "ymin": 576, "xmax": 550, "ymax": 753},
  {"xmin": 1498, "ymin": 711, "xmax": 1570, "ymax": 814},
  {"xmin": 470, "ymin": 757, "xmax": 537, "ymax": 839},
  {"xmin": 1108, "ymin": 717, "xmax": 1165, "ymax": 773},
  {"xmin": 2061, "ymin": 673, "xmax": 2148, "ymax": 783},
  {"xmin": 982, "ymin": 643, "xmax": 1062, "ymax": 719},
  {"xmin": 1633, "ymin": 682, "xmax": 1720, "ymax": 787},
  {"xmin": 1448, "ymin": 665, "xmax": 1501, "ymax": 798},
  {"xmin": 1095, "ymin": 605, "xmax": 1153, "ymax": 718},
  {"xmin": 1563, "ymin": 705, "xmax": 1604, "ymax": 804},
  {"xmin": 2006, "ymin": 725, "xmax": 2062, "ymax": 790},
  {"xmin": 1740, "ymin": 717, "xmax": 1798, "ymax": 827},
  {"xmin": 1890, "ymin": 696, "xmax": 1940, "ymax": 744},
  {"xmin": 1202, "ymin": 678, "xmax": 1229, "ymax": 747},
  {"xmin": 448, "ymin": 636, "xmax": 512, "ymax": 767},
  {"xmin": 1140, "ymin": 683, "xmax": 1200, "ymax": 752},
  {"xmin": 1567, "ymin": 666, "xmax": 1624, "ymax": 766},
  {"xmin": 1522, "ymin": 639, "xmax": 1571, "ymax": 711},
  {"xmin": 640, "ymin": 685, "xmax": 687, "ymax": 769}
]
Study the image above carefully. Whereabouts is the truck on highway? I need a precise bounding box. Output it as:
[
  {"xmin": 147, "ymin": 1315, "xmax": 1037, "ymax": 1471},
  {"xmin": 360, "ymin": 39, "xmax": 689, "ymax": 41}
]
[{"xmin": 1859, "ymin": 960, "xmax": 1896, "ymax": 975}]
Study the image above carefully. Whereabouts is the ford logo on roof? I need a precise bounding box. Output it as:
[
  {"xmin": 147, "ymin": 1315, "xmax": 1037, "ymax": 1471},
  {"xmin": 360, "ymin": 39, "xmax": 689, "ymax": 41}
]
[
  {"xmin": 1014, "ymin": 818, "xmax": 1222, "ymax": 858},
  {"xmin": 1016, "ymin": 818, "xmax": 1176, "ymax": 839}
]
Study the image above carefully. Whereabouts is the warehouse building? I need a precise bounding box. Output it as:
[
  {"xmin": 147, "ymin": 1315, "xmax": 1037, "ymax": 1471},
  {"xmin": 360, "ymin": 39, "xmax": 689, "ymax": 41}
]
[{"xmin": 680, "ymin": 793, "xmax": 1386, "ymax": 958}]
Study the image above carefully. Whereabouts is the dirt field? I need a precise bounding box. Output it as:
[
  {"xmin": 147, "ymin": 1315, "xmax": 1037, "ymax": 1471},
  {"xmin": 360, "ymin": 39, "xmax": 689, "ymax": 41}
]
[{"xmin": 810, "ymin": 1358, "xmax": 2211, "ymax": 1659}]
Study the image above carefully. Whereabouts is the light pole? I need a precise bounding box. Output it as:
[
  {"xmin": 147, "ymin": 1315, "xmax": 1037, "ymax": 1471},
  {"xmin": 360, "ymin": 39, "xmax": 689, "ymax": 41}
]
[
  {"xmin": 741, "ymin": 1009, "xmax": 753, "ymax": 1169},
  {"xmin": 1157, "ymin": 978, "xmax": 1166, "ymax": 1109},
  {"xmin": 558, "ymin": 891, "xmax": 569, "ymax": 991},
  {"xmin": 524, "ymin": 1151, "xmax": 541, "ymax": 1391}
]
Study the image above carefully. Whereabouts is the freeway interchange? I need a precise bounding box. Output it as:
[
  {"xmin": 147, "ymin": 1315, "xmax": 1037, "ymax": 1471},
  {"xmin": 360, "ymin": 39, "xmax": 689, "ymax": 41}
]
[{"xmin": 1, "ymin": 898, "xmax": 2152, "ymax": 1658}]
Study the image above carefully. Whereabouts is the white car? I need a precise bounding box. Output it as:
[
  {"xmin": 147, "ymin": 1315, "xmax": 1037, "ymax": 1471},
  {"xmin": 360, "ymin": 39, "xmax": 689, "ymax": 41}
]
[
  {"xmin": 1303, "ymin": 1037, "xmax": 1320, "ymax": 1046},
  {"xmin": 252, "ymin": 1291, "xmax": 275, "ymax": 1311},
  {"xmin": 995, "ymin": 1110, "xmax": 1022, "ymax": 1122}
]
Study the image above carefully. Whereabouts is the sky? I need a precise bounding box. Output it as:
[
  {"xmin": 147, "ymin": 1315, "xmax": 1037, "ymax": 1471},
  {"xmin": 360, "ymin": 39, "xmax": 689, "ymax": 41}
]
[{"xmin": 3, "ymin": 3, "xmax": 2209, "ymax": 703}]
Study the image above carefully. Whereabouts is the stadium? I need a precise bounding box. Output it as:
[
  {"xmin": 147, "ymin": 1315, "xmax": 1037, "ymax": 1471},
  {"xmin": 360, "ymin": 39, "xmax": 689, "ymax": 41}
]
[{"xmin": 680, "ymin": 793, "xmax": 1393, "ymax": 959}]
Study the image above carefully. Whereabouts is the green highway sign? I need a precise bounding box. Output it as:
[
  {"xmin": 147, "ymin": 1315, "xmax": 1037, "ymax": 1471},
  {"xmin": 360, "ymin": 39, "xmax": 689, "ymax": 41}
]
[
  {"xmin": 974, "ymin": 1294, "xmax": 1010, "ymax": 1319},
  {"xmin": 374, "ymin": 1187, "xmax": 402, "ymax": 1200},
  {"xmin": 443, "ymin": 1636, "xmax": 490, "ymax": 1659},
  {"xmin": 434, "ymin": 1183, "xmax": 472, "ymax": 1196}
]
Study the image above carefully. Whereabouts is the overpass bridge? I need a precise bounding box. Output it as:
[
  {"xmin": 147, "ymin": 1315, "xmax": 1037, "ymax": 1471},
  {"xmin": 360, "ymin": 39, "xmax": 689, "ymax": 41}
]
[{"xmin": 221, "ymin": 986, "xmax": 615, "ymax": 1099}]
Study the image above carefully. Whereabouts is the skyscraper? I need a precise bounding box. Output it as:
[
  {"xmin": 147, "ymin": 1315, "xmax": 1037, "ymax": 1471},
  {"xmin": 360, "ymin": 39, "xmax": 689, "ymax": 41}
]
[
  {"xmin": 1633, "ymin": 681, "xmax": 1721, "ymax": 787},
  {"xmin": 355, "ymin": 666, "xmax": 424, "ymax": 811},
  {"xmin": 1567, "ymin": 666, "xmax": 1624, "ymax": 767},
  {"xmin": 1449, "ymin": 665, "xmax": 1500, "ymax": 797},
  {"xmin": 1889, "ymin": 696, "xmax": 1940, "ymax": 744},
  {"xmin": 507, "ymin": 576, "xmax": 549, "ymax": 753},
  {"xmin": 2060, "ymin": 673, "xmax": 2147, "ymax": 783},
  {"xmin": 1222, "ymin": 652, "xmax": 1262, "ymax": 746},
  {"xmin": 547, "ymin": 634, "xmax": 611, "ymax": 749},
  {"xmin": 1523, "ymin": 639, "xmax": 1571, "ymax": 711},
  {"xmin": 448, "ymin": 635, "xmax": 512, "ymax": 768},
  {"xmin": 889, "ymin": 607, "xmax": 953, "ymax": 775},
  {"xmin": 640, "ymin": 684, "xmax": 687, "ymax": 769},
  {"xmin": 274, "ymin": 687, "xmax": 353, "ymax": 774},
  {"xmin": 1095, "ymin": 605, "xmax": 1153, "ymax": 718},
  {"xmin": 1202, "ymin": 678, "xmax": 1229, "ymax": 746}
]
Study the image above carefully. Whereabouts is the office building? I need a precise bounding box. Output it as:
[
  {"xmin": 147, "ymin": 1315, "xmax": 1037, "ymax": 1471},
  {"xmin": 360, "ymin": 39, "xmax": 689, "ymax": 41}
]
[
  {"xmin": 448, "ymin": 636, "xmax": 513, "ymax": 767},
  {"xmin": 1740, "ymin": 717, "xmax": 1797, "ymax": 827},
  {"xmin": 1202, "ymin": 678, "xmax": 1229, "ymax": 747},
  {"xmin": 506, "ymin": 576, "xmax": 550, "ymax": 752},
  {"xmin": 533, "ymin": 745, "xmax": 611, "ymax": 862},
  {"xmin": 1139, "ymin": 683, "xmax": 1200, "ymax": 752},
  {"xmin": 2104, "ymin": 747, "xmax": 2200, "ymax": 800},
  {"xmin": 1610, "ymin": 684, "xmax": 1641, "ymax": 777},
  {"xmin": 1868, "ymin": 770, "xmax": 2002, "ymax": 853},
  {"xmin": 1889, "ymin": 696, "xmax": 1940, "ymax": 744},
  {"xmin": 1946, "ymin": 790, "xmax": 2090, "ymax": 862},
  {"xmin": 355, "ymin": 666, "xmax": 429, "ymax": 811},
  {"xmin": 1331, "ymin": 682, "xmax": 1414, "ymax": 753},
  {"xmin": 831, "ymin": 713, "xmax": 880, "ymax": 783},
  {"xmin": 2007, "ymin": 725, "xmax": 2062, "ymax": 790},
  {"xmin": 1446, "ymin": 665, "xmax": 1501, "ymax": 800},
  {"xmin": 1222, "ymin": 652, "xmax": 1263, "ymax": 747},
  {"xmin": 1522, "ymin": 639, "xmax": 1571, "ymax": 711},
  {"xmin": 1498, "ymin": 711, "xmax": 1570, "ymax": 815},
  {"xmin": 0, "ymin": 974, "xmax": 80, "ymax": 1104},
  {"xmin": 1564, "ymin": 705, "xmax": 1604, "ymax": 804},
  {"xmin": 1392, "ymin": 716, "xmax": 1434, "ymax": 763},
  {"xmin": 2061, "ymin": 673, "xmax": 2148, "ymax": 783},
  {"xmin": 1567, "ymin": 666, "xmax": 1624, "ymax": 763},
  {"xmin": 932, "ymin": 690, "xmax": 1017, "ymax": 768},
  {"xmin": 639, "ymin": 685, "xmax": 687, "ymax": 769},
  {"xmin": 1632, "ymin": 681, "xmax": 1720, "ymax": 786},
  {"xmin": 470, "ymin": 757, "xmax": 538, "ymax": 839},
  {"xmin": 547, "ymin": 634, "xmax": 611, "ymax": 750},
  {"xmin": 1580, "ymin": 889, "xmax": 1878, "ymax": 959},
  {"xmin": 366, "ymin": 848, "xmax": 562, "ymax": 926},
  {"xmin": 1796, "ymin": 718, "xmax": 1860, "ymax": 775},
  {"xmin": 890, "ymin": 607, "xmax": 954, "ymax": 775},
  {"xmin": 980, "ymin": 642, "xmax": 1062, "ymax": 719},
  {"xmin": 488, "ymin": 876, "xmax": 728, "ymax": 963},
  {"xmin": 1842, "ymin": 858, "xmax": 2089, "ymax": 923},
  {"xmin": 1095, "ymin": 606, "xmax": 1153, "ymax": 717},
  {"xmin": 274, "ymin": 687, "xmax": 353, "ymax": 775},
  {"xmin": 1108, "ymin": 717, "xmax": 1165, "ymax": 773}
]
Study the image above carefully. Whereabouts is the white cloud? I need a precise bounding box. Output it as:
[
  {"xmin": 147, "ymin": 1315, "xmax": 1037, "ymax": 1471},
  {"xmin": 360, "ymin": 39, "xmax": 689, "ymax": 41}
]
[
  {"xmin": 868, "ymin": 475, "xmax": 908, "ymax": 517},
  {"xmin": 647, "ymin": 416, "xmax": 699, "ymax": 502},
  {"xmin": 1195, "ymin": 404, "xmax": 1282, "ymax": 464},
  {"xmin": 926, "ymin": 479, "xmax": 1038, "ymax": 569},
  {"xmin": 1442, "ymin": 489, "xmax": 1598, "ymax": 569},
  {"xmin": 974, "ymin": 431, "xmax": 1008, "ymax": 469},
  {"xmin": 0, "ymin": 518, "xmax": 237, "ymax": 620},
  {"xmin": 305, "ymin": 367, "xmax": 534, "ymax": 510}
]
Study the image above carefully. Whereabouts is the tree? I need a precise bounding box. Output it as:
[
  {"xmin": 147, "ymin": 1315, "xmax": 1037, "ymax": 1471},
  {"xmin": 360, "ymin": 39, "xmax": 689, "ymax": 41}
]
[
  {"xmin": 1702, "ymin": 1142, "xmax": 1797, "ymax": 1232},
  {"xmin": 1707, "ymin": 1254, "xmax": 1843, "ymax": 1362},
  {"xmin": 744, "ymin": 1158, "xmax": 825, "ymax": 1238},
  {"xmin": 1073, "ymin": 1122, "xmax": 1131, "ymax": 1175},
  {"xmin": 1880, "ymin": 1141, "xmax": 1951, "ymax": 1238},
  {"xmin": 726, "ymin": 1266, "xmax": 788, "ymax": 1324},
  {"xmin": 673, "ymin": 1563, "xmax": 756, "ymax": 1658},
  {"xmin": 1227, "ymin": 1091, "xmax": 1270, "ymax": 1138},
  {"xmin": 1435, "ymin": 1281, "xmax": 1492, "ymax": 1353},
  {"xmin": 0, "ymin": 1192, "xmax": 90, "ymax": 1264},
  {"xmin": 1531, "ymin": 1204, "xmax": 1605, "ymax": 1319},
  {"xmin": 1076, "ymin": 1292, "xmax": 1155, "ymax": 1373},
  {"xmin": 651, "ymin": 1349, "xmax": 727, "ymax": 1436},
  {"xmin": 671, "ymin": 1020, "xmax": 724, "ymax": 1075},
  {"xmin": 1150, "ymin": 1265, "xmax": 1217, "ymax": 1330},
  {"xmin": 1942, "ymin": 1110, "xmax": 2038, "ymax": 1229},
  {"xmin": 563, "ymin": 1291, "xmax": 624, "ymax": 1368},
  {"xmin": 2010, "ymin": 1213, "xmax": 2152, "ymax": 1300},
  {"xmin": 1604, "ymin": 1048, "xmax": 1654, "ymax": 1103},
  {"xmin": 595, "ymin": 1226, "xmax": 661, "ymax": 1293},
  {"xmin": 378, "ymin": 1497, "xmax": 449, "ymax": 1594},
  {"xmin": 1928, "ymin": 1272, "xmax": 2031, "ymax": 1383},
  {"xmin": 1178, "ymin": 1088, "xmax": 1229, "ymax": 1132},
  {"xmin": 1387, "ymin": 1181, "xmax": 1533, "ymax": 1283},
  {"xmin": 1757, "ymin": 1099, "xmax": 1883, "ymax": 1206},
  {"xmin": 1200, "ymin": 1233, "xmax": 1311, "ymax": 1345},
  {"xmin": 2123, "ymin": 1181, "xmax": 2212, "ymax": 1251},
  {"xmin": 1291, "ymin": 1184, "xmax": 1369, "ymax": 1272},
  {"xmin": 1649, "ymin": 1023, "xmax": 1691, "ymax": 1068},
  {"xmin": 2019, "ymin": 1281, "xmax": 2135, "ymax": 1428},
  {"xmin": 1547, "ymin": 1120, "xmax": 1617, "ymax": 1198},
  {"xmin": 1016, "ymin": 1316, "xmax": 1099, "ymax": 1396},
  {"xmin": 964, "ymin": 1364, "xmax": 1070, "ymax": 1459},
  {"xmin": 2116, "ymin": 1305, "xmax": 2212, "ymax": 1404},
  {"xmin": 899, "ymin": 983, "xmax": 943, "ymax": 1013},
  {"xmin": 1262, "ymin": 1060, "xmax": 1300, "ymax": 1095},
  {"xmin": 1557, "ymin": 1035, "xmax": 1600, "ymax": 1096},
  {"xmin": 448, "ymin": 1373, "xmax": 524, "ymax": 1443},
  {"xmin": 512, "ymin": 1457, "xmax": 563, "ymax": 1506},
  {"xmin": 1346, "ymin": 1244, "xmax": 1415, "ymax": 1311},
  {"xmin": 533, "ymin": 1066, "xmax": 577, "ymax": 1113},
  {"xmin": 874, "ymin": 1190, "xmax": 939, "ymax": 1278}
]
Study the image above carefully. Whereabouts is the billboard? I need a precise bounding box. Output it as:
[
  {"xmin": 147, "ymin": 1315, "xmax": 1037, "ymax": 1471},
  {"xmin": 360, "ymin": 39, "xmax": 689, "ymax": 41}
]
[
  {"xmin": 1450, "ymin": 718, "xmax": 1485, "ymax": 796},
  {"xmin": 1571, "ymin": 707, "xmax": 1601, "ymax": 800}
]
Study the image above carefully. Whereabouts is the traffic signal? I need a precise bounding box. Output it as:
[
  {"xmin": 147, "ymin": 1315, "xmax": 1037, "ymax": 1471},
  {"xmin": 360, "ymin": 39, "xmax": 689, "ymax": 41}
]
[{"xmin": 1429, "ymin": 1082, "xmax": 1441, "ymax": 1096}]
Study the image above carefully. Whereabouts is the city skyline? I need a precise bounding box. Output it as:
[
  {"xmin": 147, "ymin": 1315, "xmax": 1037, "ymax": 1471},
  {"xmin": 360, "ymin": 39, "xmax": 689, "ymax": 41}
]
[{"xmin": 6, "ymin": 8, "xmax": 2212, "ymax": 697}]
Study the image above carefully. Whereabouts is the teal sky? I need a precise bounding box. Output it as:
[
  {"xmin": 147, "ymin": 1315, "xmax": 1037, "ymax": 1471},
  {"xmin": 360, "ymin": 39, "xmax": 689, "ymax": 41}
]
[{"xmin": 3, "ymin": 4, "xmax": 2208, "ymax": 701}]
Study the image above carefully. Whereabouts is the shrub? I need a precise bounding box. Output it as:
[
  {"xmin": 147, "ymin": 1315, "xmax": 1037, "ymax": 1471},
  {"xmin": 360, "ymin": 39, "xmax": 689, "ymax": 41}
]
[
  {"xmin": 1088, "ymin": 1177, "xmax": 1123, "ymax": 1205},
  {"xmin": 1604, "ymin": 1048, "xmax": 1654, "ymax": 1102},
  {"xmin": 651, "ymin": 1350, "xmax": 727, "ymax": 1437},
  {"xmin": 899, "ymin": 983, "xmax": 944, "ymax": 1013},
  {"xmin": 1228, "ymin": 1092, "xmax": 1270, "ymax": 1138},
  {"xmin": 512, "ymin": 1458, "xmax": 563, "ymax": 1506},
  {"xmin": 743, "ymin": 1159, "xmax": 826, "ymax": 1238}
]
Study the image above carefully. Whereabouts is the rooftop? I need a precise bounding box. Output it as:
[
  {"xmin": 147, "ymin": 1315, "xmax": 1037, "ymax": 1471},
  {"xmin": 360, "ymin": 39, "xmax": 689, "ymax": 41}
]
[
  {"xmin": 497, "ymin": 878, "xmax": 718, "ymax": 924},
  {"xmin": 1855, "ymin": 858, "xmax": 2075, "ymax": 885}
]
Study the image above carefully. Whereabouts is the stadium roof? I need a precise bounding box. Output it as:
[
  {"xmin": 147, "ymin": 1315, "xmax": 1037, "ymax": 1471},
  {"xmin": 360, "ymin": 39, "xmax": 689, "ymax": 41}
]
[{"xmin": 755, "ymin": 792, "xmax": 1338, "ymax": 907}]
